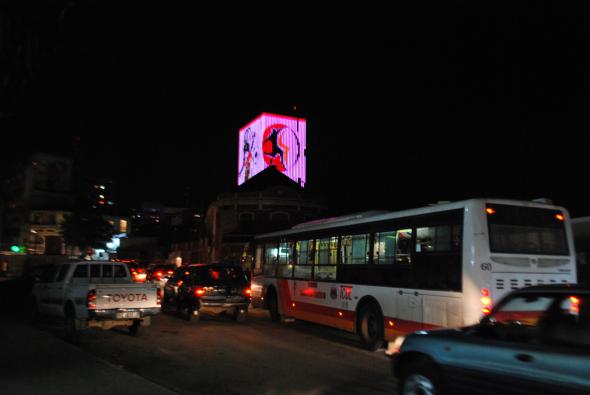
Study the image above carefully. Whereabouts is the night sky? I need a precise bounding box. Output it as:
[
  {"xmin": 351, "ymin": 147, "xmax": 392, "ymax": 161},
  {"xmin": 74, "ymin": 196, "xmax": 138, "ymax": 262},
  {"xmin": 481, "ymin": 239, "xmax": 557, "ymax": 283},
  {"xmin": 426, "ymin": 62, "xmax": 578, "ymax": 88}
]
[{"xmin": 2, "ymin": 3, "xmax": 589, "ymax": 217}]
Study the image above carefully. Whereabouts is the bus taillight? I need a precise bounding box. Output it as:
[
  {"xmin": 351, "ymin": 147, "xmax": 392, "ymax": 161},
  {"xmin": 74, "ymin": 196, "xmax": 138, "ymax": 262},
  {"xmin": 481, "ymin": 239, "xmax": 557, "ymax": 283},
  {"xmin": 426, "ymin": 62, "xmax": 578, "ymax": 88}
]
[
  {"xmin": 481, "ymin": 288, "xmax": 492, "ymax": 315},
  {"xmin": 485, "ymin": 207, "xmax": 496, "ymax": 215}
]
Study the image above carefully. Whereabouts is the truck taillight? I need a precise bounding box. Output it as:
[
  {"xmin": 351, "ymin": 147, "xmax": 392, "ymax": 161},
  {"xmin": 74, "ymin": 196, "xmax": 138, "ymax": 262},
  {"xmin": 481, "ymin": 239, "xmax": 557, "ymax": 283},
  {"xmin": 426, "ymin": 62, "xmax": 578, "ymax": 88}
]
[
  {"xmin": 87, "ymin": 289, "xmax": 97, "ymax": 309},
  {"xmin": 156, "ymin": 288, "xmax": 162, "ymax": 305},
  {"xmin": 481, "ymin": 288, "xmax": 492, "ymax": 315}
]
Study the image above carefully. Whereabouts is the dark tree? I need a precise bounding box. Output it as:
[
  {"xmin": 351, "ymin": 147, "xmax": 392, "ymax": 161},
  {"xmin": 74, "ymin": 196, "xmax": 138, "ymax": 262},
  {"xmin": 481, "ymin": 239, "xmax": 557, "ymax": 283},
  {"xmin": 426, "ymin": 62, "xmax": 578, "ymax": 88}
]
[{"xmin": 62, "ymin": 212, "xmax": 115, "ymax": 253}]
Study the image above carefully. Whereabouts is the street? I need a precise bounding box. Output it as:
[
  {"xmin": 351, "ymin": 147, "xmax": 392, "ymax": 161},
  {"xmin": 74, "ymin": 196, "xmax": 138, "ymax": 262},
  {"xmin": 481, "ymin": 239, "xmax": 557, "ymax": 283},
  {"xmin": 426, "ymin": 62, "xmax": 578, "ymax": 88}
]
[{"xmin": 36, "ymin": 308, "xmax": 396, "ymax": 395}]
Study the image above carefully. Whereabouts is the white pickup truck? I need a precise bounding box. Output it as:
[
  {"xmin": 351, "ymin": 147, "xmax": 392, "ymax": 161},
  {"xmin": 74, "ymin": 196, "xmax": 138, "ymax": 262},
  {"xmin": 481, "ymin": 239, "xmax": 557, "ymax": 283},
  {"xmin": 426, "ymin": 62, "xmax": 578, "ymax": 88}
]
[{"xmin": 31, "ymin": 260, "xmax": 161, "ymax": 338}]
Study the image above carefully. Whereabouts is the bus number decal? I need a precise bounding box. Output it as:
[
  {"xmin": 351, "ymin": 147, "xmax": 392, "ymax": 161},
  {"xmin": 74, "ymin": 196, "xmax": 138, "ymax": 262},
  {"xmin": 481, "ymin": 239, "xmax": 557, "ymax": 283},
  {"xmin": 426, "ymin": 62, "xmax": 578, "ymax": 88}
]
[
  {"xmin": 340, "ymin": 286, "xmax": 352, "ymax": 301},
  {"xmin": 480, "ymin": 262, "xmax": 492, "ymax": 271}
]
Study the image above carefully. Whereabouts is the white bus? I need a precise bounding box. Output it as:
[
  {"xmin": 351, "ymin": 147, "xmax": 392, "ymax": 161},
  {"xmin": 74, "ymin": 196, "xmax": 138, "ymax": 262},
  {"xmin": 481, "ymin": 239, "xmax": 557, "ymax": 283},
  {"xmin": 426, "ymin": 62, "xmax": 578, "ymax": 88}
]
[{"xmin": 250, "ymin": 198, "xmax": 577, "ymax": 350}]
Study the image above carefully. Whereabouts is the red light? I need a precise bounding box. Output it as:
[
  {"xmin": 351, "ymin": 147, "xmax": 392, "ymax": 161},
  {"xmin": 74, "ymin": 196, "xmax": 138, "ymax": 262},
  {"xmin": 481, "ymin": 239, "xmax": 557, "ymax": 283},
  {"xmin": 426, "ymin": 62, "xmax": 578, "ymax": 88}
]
[
  {"xmin": 155, "ymin": 271, "xmax": 163, "ymax": 277},
  {"xmin": 481, "ymin": 288, "xmax": 490, "ymax": 297},
  {"xmin": 177, "ymin": 280, "xmax": 183, "ymax": 286},
  {"xmin": 486, "ymin": 207, "xmax": 496, "ymax": 215},
  {"xmin": 87, "ymin": 289, "xmax": 97, "ymax": 309},
  {"xmin": 291, "ymin": 302, "xmax": 296, "ymax": 308},
  {"xmin": 388, "ymin": 320, "xmax": 395, "ymax": 327},
  {"xmin": 570, "ymin": 296, "xmax": 580, "ymax": 305},
  {"xmin": 338, "ymin": 311, "xmax": 343, "ymax": 317},
  {"xmin": 480, "ymin": 296, "xmax": 492, "ymax": 307},
  {"xmin": 555, "ymin": 213, "xmax": 565, "ymax": 221},
  {"xmin": 482, "ymin": 307, "xmax": 492, "ymax": 315},
  {"xmin": 156, "ymin": 288, "xmax": 162, "ymax": 305},
  {"xmin": 244, "ymin": 288, "xmax": 252, "ymax": 297},
  {"xmin": 167, "ymin": 270, "xmax": 174, "ymax": 275},
  {"xmin": 194, "ymin": 288, "xmax": 205, "ymax": 297}
]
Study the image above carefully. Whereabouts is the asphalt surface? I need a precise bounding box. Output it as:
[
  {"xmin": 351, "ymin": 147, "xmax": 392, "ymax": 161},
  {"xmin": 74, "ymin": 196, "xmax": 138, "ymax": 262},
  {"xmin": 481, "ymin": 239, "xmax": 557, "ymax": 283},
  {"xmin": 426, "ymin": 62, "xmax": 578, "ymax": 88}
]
[{"xmin": 0, "ymin": 277, "xmax": 396, "ymax": 395}]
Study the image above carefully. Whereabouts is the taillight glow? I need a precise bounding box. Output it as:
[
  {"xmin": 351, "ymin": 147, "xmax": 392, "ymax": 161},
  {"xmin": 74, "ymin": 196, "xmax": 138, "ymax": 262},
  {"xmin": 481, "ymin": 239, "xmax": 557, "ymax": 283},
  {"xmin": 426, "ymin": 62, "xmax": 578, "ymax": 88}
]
[
  {"xmin": 485, "ymin": 207, "xmax": 496, "ymax": 215},
  {"xmin": 194, "ymin": 288, "xmax": 205, "ymax": 297},
  {"xmin": 481, "ymin": 288, "xmax": 492, "ymax": 314},
  {"xmin": 244, "ymin": 288, "xmax": 252, "ymax": 297},
  {"xmin": 570, "ymin": 296, "xmax": 580, "ymax": 314},
  {"xmin": 555, "ymin": 213, "xmax": 565, "ymax": 221},
  {"xmin": 156, "ymin": 271, "xmax": 163, "ymax": 278},
  {"xmin": 87, "ymin": 289, "xmax": 97, "ymax": 309},
  {"xmin": 291, "ymin": 302, "xmax": 296, "ymax": 308},
  {"xmin": 388, "ymin": 320, "xmax": 395, "ymax": 327}
]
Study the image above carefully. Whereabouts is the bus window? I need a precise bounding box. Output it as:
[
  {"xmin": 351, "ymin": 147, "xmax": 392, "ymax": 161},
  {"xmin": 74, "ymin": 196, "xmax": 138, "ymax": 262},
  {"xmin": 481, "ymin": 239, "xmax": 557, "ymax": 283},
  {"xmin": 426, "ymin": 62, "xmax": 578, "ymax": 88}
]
[
  {"xmin": 314, "ymin": 237, "xmax": 337, "ymax": 281},
  {"xmin": 317, "ymin": 237, "xmax": 338, "ymax": 265},
  {"xmin": 374, "ymin": 231, "xmax": 396, "ymax": 264},
  {"xmin": 277, "ymin": 241, "xmax": 294, "ymax": 278},
  {"xmin": 341, "ymin": 234, "xmax": 370, "ymax": 264},
  {"xmin": 294, "ymin": 240, "xmax": 313, "ymax": 280},
  {"xmin": 416, "ymin": 225, "xmax": 452, "ymax": 252},
  {"xmin": 264, "ymin": 243, "xmax": 278, "ymax": 276},
  {"xmin": 396, "ymin": 229, "xmax": 413, "ymax": 264}
]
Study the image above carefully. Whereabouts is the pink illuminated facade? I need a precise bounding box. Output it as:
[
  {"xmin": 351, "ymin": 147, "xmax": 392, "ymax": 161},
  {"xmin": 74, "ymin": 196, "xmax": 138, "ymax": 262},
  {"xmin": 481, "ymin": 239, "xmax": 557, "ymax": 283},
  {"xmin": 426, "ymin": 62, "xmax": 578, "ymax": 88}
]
[{"xmin": 238, "ymin": 113, "xmax": 306, "ymax": 187}]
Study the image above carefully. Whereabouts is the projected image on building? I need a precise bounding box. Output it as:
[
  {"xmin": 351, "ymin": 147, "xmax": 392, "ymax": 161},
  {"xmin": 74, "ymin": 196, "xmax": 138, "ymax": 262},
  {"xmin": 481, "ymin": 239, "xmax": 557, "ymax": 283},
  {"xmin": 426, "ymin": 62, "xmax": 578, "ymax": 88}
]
[{"xmin": 238, "ymin": 113, "xmax": 306, "ymax": 187}]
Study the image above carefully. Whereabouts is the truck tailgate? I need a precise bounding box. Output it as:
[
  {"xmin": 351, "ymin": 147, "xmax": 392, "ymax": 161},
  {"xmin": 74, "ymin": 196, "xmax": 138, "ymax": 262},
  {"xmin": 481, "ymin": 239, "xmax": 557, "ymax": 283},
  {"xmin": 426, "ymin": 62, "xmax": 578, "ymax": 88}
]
[{"xmin": 95, "ymin": 284, "xmax": 159, "ymax": 310}]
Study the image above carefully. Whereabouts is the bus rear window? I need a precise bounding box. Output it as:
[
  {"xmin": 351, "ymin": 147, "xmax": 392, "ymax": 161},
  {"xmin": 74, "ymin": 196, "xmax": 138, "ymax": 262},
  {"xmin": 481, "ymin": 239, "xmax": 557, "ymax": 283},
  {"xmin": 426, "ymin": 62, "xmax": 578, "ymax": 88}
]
[{"xmin": 487, "ymin": 204, "xmax": 569, "ymax": 255}]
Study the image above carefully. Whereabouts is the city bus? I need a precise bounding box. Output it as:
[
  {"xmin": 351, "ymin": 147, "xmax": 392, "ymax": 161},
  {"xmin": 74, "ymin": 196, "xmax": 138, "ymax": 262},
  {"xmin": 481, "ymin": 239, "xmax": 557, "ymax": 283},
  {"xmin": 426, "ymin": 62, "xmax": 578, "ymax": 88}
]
[{"xmin": 250, "ymin": 198, "xmax": 577, "ymax": 350}]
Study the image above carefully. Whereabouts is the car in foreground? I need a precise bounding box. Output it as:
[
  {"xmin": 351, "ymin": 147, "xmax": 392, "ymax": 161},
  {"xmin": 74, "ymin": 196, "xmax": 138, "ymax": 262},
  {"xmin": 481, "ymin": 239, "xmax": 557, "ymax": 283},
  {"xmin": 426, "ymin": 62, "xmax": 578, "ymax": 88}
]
[
  {"xmin": 391, "ymin": 284, "xmax": 590, "ymax": 395},
  {"xmin": 162, "ymin": 263, "xmax": 251, "ymax": 322}
]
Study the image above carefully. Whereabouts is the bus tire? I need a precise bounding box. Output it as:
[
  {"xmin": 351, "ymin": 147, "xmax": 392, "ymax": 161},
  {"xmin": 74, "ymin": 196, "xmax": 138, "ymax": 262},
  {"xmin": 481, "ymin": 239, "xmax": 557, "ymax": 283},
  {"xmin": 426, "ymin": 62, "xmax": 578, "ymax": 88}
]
[
  {"xmin": 267, "ymin": 289, "xmax": 281, "ymax": 323},
  {"xmin": 358, "ymin": 302, "xmax": 384, "ymax": 351}
]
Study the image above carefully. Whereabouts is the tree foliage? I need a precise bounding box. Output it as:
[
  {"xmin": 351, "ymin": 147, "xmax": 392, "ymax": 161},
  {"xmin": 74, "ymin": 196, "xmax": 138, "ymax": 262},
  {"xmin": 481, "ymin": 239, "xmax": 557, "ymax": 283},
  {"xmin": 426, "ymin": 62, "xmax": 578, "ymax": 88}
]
[{"xmin": 62, "ymin": 212, "xmax": 115, "ymax": 251}]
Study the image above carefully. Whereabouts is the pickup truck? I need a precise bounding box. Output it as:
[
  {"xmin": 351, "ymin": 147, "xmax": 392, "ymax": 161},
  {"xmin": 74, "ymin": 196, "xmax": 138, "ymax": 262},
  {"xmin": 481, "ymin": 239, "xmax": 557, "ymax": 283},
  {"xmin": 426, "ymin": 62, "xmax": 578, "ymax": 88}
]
[{"xmin": 31, "ymin": 260, "xmax": 161, "ymax": 338}]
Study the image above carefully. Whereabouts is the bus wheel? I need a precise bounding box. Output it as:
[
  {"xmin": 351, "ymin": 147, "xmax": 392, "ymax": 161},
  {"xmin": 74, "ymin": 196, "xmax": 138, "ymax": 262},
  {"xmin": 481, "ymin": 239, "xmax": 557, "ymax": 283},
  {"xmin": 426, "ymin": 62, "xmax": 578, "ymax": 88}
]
[
  {"xmin": 267, "ymin": 289, "xmax": 281, "ymax": 323},
  {"xmin": 358, "ymin": 303, "xmax": 384, "ymax": 351}
]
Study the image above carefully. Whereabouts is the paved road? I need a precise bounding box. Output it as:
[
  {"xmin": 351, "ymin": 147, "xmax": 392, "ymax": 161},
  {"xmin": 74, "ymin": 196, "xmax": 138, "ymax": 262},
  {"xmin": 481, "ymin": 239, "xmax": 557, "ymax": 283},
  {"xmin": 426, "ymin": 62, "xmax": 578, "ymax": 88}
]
[{"xmin": 38, "ymin": 308, "xmax": 397, "ymax": 395}]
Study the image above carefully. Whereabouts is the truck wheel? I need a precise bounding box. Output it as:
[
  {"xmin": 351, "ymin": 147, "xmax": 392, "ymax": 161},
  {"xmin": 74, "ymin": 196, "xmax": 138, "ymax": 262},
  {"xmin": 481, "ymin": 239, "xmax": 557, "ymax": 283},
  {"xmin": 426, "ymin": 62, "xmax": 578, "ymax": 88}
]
[
  {"xmin": 233, "ymin": 307, "xmax": 248, "ymax": 322},
  {"xmin": 179, "ymin": 303, "xmax": 197, "ymax": 322},
  {"xmin": 358, "ymin": 302, "xmax": 384, "ymax": 351},
  {"xmin": 64, "ymin": 306, "xmax": 78, "ymax": 342},
  {"xmin": 128, "ymin": 320, "xmax": 141, "ymax": 336}
]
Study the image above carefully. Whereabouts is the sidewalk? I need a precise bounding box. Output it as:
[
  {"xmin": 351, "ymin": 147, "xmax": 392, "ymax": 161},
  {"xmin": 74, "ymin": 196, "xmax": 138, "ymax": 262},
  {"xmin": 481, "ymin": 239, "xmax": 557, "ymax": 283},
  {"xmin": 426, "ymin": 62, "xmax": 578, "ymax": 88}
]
[{"xmin": 0, "ymin": 321, "xmax": 176, "ymax": 395}]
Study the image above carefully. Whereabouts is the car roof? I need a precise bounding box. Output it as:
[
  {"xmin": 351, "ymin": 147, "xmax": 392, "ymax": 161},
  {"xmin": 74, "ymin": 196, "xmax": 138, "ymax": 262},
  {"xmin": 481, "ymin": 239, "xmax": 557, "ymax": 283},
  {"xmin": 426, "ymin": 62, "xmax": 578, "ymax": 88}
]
[{"xmin": 509, "ymin": 283, "xmax": 590, "ymax": 295}]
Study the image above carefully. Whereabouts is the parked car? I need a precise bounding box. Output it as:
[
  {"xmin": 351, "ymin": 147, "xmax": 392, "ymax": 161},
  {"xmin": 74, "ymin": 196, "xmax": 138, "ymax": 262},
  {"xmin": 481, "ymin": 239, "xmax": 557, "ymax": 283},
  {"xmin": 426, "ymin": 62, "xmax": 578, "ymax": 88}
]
[
  {"xmin": 31, "ymin": 260, "xmax": 161, "ymax": 339},
  {"xmin": 162, "ymin": 263, "xmax": 251, "ymax": 322},
  {"xmin": 147, "ymin": 264, "xmax": 176, "ymax": 289},
  {"xmin": 391, "ymin": 284, "xmax": 590, "ymax": 395}
]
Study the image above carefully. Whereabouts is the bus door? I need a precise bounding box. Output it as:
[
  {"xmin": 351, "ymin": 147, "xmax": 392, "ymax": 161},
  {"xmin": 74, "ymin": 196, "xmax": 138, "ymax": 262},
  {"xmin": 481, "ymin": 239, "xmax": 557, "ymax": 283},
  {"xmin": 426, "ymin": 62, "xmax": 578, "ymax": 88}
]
[{"xmin": 396, "ymin": 289, "xmax": 423, "ymax": 332}]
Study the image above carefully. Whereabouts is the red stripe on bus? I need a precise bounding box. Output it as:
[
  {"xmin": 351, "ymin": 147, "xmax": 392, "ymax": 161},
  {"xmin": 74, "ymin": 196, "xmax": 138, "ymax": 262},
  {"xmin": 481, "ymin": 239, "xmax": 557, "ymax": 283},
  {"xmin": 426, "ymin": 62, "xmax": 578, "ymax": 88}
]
[{"xmin": 276, "ymin": 280, "xmax": 443, "ymax": 340}]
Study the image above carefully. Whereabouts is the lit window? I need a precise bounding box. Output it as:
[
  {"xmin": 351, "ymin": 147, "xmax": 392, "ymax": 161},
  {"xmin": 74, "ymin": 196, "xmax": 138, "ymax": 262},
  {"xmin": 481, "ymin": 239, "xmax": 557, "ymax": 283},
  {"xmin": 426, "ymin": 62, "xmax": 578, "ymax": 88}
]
[{"xmin": 119, "ymin": 219, "xmax": 128, "ymax": 233}]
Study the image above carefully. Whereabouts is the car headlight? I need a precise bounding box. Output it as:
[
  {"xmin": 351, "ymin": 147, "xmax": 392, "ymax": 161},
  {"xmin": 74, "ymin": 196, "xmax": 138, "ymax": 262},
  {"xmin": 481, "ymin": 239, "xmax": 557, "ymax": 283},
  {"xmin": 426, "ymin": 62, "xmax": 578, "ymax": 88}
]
[{"xmin": 386, "ymin": 336, "xmax": 406, "ymax": 356}]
